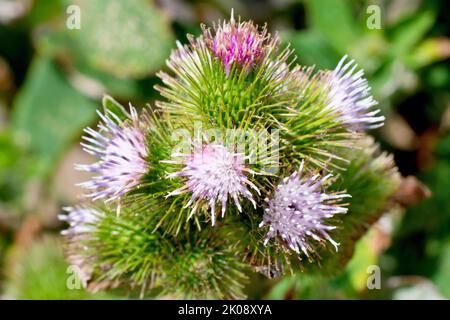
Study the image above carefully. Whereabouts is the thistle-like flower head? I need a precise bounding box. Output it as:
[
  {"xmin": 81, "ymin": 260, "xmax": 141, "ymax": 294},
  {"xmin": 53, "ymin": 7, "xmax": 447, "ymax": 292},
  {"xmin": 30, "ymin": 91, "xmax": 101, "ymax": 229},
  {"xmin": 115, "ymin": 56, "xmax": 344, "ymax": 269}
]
[
  {"xmin": 59, "ymin": 206, "xmax": 103, "ymax": 238},
  {"xmin": 326, "ymin": 55, "xmax": 385, "ymax": 131},
  {"xmin": 166, "ymin": 141, "xmax": 260, "ymax": 225},
  {"xmin": 203, "ymin": 10, "xmax": 279, "ymax": 75},
  {"xmin": 59, "ymin": 206, "xmax": 104, "ymax": 287},
  {"xmin": 260, "ymin": 161, "xmax": 350, "ymax": 257},
  {"xmin": 76, "ymin": 107, "xmax": 149, "ymax": 202}
]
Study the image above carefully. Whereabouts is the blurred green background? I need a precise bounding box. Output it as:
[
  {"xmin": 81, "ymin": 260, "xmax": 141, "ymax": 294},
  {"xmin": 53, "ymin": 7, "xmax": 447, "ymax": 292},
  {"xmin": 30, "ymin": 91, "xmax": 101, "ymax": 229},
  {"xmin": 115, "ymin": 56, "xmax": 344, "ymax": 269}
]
[{"xmin": 0, "ymin": 0, "xmax": 449, "ymax": 299}]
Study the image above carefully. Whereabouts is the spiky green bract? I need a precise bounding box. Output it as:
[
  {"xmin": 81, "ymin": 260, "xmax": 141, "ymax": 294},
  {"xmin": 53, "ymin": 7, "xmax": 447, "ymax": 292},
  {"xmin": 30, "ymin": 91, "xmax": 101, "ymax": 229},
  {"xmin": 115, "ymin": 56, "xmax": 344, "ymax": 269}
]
[
  {"xmin": 62, "ymin": 203, "xmax": 248, "ymax": 299},
  {"xmin": 105, "ymin": 109, "xmax": 204, "ymax": 235},
  {"xmin": 163, "ymin": 236, "xmax": 248, "ymax": 299},
  {"xmin": 277, "ymin": 66, "xmax": 358, "ymax": 171},
  {"xmin": 155, "ymin": 35, "xmax": 293, "ymax": 128},
  {"xmin": 221, "ymin": 207, "xmax": 295, "ymax": 278}
]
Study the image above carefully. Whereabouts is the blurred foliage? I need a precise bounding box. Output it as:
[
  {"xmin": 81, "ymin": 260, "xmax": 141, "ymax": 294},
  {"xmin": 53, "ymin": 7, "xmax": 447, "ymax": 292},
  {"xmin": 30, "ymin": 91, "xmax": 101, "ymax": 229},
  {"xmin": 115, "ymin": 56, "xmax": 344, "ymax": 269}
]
[
  {"xmin": 0, "ymin": 131, "xmax": 30, "ymax": 212},
  {"xmin": 36, "ymin": 0, "xmax": 174, "ymax": 79},
  {"xmin": 384, "ymin": 134, "xmax": 450, "ymax": 298},
  {"xmin": 0, "ymin": 0, "xmax": 448, "ymax": 299},
  {"xmin": 12, "ymin": 57, "xmax": 97, "ymax": 178},
  {"xmin": 3, "ymin": 236, "xmax": 114, "ymax": 299}
]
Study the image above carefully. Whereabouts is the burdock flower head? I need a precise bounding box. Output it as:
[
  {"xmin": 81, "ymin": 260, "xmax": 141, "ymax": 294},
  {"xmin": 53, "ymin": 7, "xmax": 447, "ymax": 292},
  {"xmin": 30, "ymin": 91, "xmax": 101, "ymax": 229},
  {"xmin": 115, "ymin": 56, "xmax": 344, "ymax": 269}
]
[
  {"xmin": 203, "ymin": 9, "xmax": 279, "ymax": 75},
  {"xmin": 76, "ymin": 107, "xmax": 149, "ymax": 202},
  {"xmin": 60, "ymin": 206, "xmax": 103, "ymax": 238},
  {"xmin": 326, "ymin": 55, "xmax": 385, "ymax": 131},
  {"xmin": 59, "ymin": 206, "xmax": 104, "ymax": 287},
  {"xmin": 166, "ymin": 141, "xmax": 260, "ymax": 225},
  {"xmin": 260, "ymin": 161, "xmax": 350, "ymax": 257}
]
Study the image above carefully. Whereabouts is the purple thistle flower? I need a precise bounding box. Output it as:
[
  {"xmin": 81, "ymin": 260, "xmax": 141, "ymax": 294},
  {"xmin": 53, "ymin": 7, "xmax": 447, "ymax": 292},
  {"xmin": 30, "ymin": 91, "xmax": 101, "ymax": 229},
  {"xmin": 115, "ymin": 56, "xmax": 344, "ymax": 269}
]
[
  {"xmin": 59, "ymin": 206, "xmax": 103, "ymax": 238},
  {"xmin": 59, "ymin": 206, "xmax": 104, "ymax": 287},
  {"xmin": 260, "ymin": 161, "xmax": 350, "ymax": 257},
  {"xmin": 166, "ymin": 142, "xmax": 260, "ymax": 225},
  {"xmin": 203, "ymin": 9, "xmax": 279, "ymax": 75},
  {"xmin": 326, "ymin": 55, "xmax": 385, "ymax": 131},
  {"xmin": 76, "ymin": 106, "xmax": 149, "ymax": 202}
]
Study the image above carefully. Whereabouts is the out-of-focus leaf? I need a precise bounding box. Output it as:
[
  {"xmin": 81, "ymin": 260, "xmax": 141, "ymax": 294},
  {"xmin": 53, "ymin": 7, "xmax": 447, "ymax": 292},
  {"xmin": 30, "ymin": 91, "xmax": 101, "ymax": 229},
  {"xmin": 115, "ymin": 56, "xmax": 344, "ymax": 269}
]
[
  {"xmin": 3, "ymin": 236, "xmax": 112, "ymax": 299},
  {"xmin": 36, "ymin": 31, "xmax": 143, "ymax": 99},
  {"xmin": 436, "ymin": 134, "xmax": 450, "ymax": 158},
  {"xmin": 370, "ymin": 61, "xmax": 417, "ymax": 105},
  {"xmin": 284, "ymin": 30, "xmax": 338, "ymax": 69},
  {"xmin": 11, "ymin": 58, "xmax": 97, "ymax": 178},
  {"xmin": 386, "ymin": 133, "xmax": 450, "ymax": 291},
  {"xmin": 304, "ymin": 0, "xmax": 359, "ymax": 52},
  {"xmin": 398, "ymin": 160, "xmax": 450, "ymax": 237},
  {"xmin": 67, "ymin": 0, "xmax": 173, "ymax": 79},
  {"xmin": 406, "ymin": 38, "xmax": 450, "ymax": 69},
  {"xmin": 35, "ymin": 28, "xmax": 71, "ymax": 59},
  {"xmin": 75, "ymin": 63, "xmax": 142, "ymax": 99},
  {"xmin": 269, "ymin": 272, "xmax": 353, "ymax": 300},
  {"xmin": 390, "ymin": 11, "xmax": 435, "ymax": 57},
  {"xmin": 345, "ymin": 231, "xmax": 378, "ymax": 292},
  {"xmin": 426, "ymin": 64, "xmax": 450, "ymax": 90},
  {"xmin": 348, "ymin": 32, "xmax": 388, "ymax": 73},
  {"xmin": 431, "ymin": 238, "xmax": 450, "ymax": 298},
  {"xmin": 25, "ymin": 0, "xmax": 63, "ymax": 27},
  {"xmin": 0, "ymin": 131, "xmax": 31, "ymax": 206},
  {"xmin": 266, "ymin": 276, "xmax": 295, "ymax": 300}
]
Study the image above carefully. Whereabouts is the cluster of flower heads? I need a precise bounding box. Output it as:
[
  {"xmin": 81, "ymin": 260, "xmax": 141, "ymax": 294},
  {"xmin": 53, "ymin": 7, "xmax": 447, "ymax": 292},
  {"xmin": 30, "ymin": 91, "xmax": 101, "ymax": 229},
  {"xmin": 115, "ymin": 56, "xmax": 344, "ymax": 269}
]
[{"xmin": 62, "ymin": 11, "xmax": 387, "ymax": 279}]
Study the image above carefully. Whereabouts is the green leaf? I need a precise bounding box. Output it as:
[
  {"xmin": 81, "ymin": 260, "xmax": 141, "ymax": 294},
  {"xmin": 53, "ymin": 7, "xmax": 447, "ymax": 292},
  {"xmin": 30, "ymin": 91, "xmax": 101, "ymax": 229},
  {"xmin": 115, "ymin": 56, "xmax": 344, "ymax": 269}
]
[
  {"xmin": 398, "ymin": 160, "xmax": 450, "ymax": 237},
  {"xmin": 265, "ymin": 276, "xmax": 295, "ymax": 300},
  {"xmin": 4, "ymin": 237, "xmax": 113, "ymax": 299},
  {"xmin": 67, "ymin": 0, "xmax": 174, "ymax": 79},
  {"xmin": 36, "ymin": 30, "xmax": 144, "ymax": 98},
  {"xmin": 304, "ymin": 0, "xmax": 359, "ymax": 52},
  {"xmin": 76, "ymin": 62, "xmax": 143, "ymax": 99},
  {"xmin": 389, "ymin": 11, "xmax": 435, "ymax": 58},
  {"xmin": 432, "ymin": 238, "xmax": 450, "ymax": 298},
  {"xmin": 284, "ymin": 30, "xmax": 339, "ymax": 69},
  {"xmin": 0, "ymin": 131, "xmax": 31, "ymax": 208},
  {"xmin": 25, "ymin": 0, "xmax": 63, "ymax": 27},
  {"xmin": 11, "ymin": 58, "xmax": 97, "ymax": 178},
  {"xmin": 405, "ymin": 38, "xmax": 450, "ymax": 69},
  {"xmin": 345, "ymin": 231, "xmax": 378, "ymax": 292}
]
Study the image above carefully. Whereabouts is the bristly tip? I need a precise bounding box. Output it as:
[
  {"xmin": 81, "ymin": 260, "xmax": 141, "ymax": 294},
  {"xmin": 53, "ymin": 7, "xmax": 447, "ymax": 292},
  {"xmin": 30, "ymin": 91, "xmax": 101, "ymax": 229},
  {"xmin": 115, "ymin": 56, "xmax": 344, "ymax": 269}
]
[
  {"xmin": 260, "ymin": 161, "xmax": 349, "ymax": 257},
  {"xmin": 166, "ymin": 141, "xmax": 259, "ymax": 225},
  {"xmin": 76, "ymin": 106, "xmax": 149, "ymax": 203}
]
